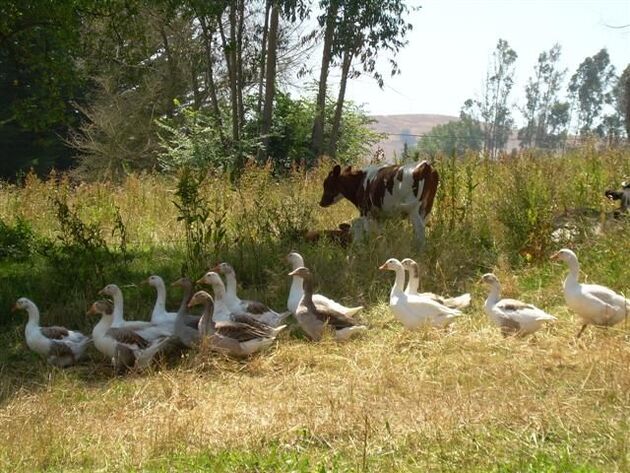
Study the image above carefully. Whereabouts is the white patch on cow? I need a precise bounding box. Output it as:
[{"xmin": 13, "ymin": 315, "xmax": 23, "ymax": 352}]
[{"xmin": 370, "ymin": 162, "xmax": 427, "ymax": 217}]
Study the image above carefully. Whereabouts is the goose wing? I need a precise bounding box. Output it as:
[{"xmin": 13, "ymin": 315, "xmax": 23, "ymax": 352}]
[
  {"xmin": 215, "ymin": 321, "xmax": 269, "ymax": 342},
  {"xmin": 106, "ymin": 327, "xmax": 150, "ymax": 349},
  {"xmin": 312, "ymin": 307, "xmax": 357, "ymax": 329},
  {"xmin": 40, "ymin": 326, "xmax": 70, "ymax": 340}
]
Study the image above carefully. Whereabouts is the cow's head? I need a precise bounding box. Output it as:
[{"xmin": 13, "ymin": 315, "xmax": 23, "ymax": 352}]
[{"xmin": 320, "ymin": 164, "xmax": 345, "ymax": 207}]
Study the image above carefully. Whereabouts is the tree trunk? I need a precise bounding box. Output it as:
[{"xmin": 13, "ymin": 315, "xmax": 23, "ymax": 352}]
[
  {"xmin": 257, "ymin": 1, "xmax": 279, "ymax": 163},
  {"xmin": 329, "ymin": 47, "xmax": 353, "ymax": 157},
  {"xmin": 236, "ymin": 0, "xmax": 245, "ymax": 129},
  {"xmin": 199, "ymin": 16, "xmax": 225, "ymax": 143},
  {"xmin": 256, "ymin": 0, "xmax": 271, "ymax": 119},
  {"xmin": 311, "ymin": 0, "xmax": 338, "ymax": 159}
]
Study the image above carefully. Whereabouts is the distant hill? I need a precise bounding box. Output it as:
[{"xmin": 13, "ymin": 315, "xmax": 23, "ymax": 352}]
[
  {"xmin": 368, "ymin": 114, "xmax": 459, "ymax": 158},
  {"xmin": 367, "ymin": 113, "xmax": 521, "ymax": 159}
]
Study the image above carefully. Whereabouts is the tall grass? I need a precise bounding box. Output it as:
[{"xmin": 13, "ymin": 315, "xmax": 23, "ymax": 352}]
[{"xmin": 0, "ymin": 148, "xmax": 628, "ymax": 471}]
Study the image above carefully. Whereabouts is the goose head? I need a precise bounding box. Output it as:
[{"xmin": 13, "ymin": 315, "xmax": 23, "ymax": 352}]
[
  {"xmin": 144, "ymin": 275, "xmax": 165, "ymax": 288},
  {"xmin": 86, "ymin": 300, "xmax": 113, "ymax": 317},
  {"xmin": 187, "ymin": 290, "xmax": 214, "ymax": 309},
  {"xmin": 550, "ymin": 248, "xmax": 578, "ymax": 265},
  {"xmin": 287, "ymin": 266, "xmax": 311, "ymax": 280},
  {"xmin": 171, "ymin": 277, "xmax": 193, "ymax": 290},
  {"xmin": 378, "ymin": 258, "xmax": 403, "ymax": 272},
  {"xmin": 212, "ymin": 262, "xmax": 234, "ymax": 276},
  {"xmin": 11, "ymin": 297, "xmax": 34, "ymax": 313},
  {"xmin": 401, "ymin": 258, "xmax": 419, "ymax": 276},
  {"xmin": 98, "ymin": 284, "xmax": 120, "ymax": 297},
  {"xmin": 480, "ymin": 273, "xmax": 500, "ymax": 288},
  {"xmin": 286, "ymin": 251, "xmax": 305, "ymax": 269},
  {"xmin": 196, "ymin": 272, "xmax": 226, "ymax": 296}
]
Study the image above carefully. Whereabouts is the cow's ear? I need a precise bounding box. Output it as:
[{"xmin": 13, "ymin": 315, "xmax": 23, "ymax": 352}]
[{"xmin": 332, "ymin": 164, "xmax": 341, "ymax": 177}]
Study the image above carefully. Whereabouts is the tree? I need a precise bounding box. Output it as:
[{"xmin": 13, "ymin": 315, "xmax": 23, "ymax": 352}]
[
  {"xmin": 518, "ymin": 44, "xmax": 569, "ymax": 150},
  {"xmin": 615, "ymin": 64, "xmax": 630, "ymax": 137},
  {"xmin": 568, "ymin": 48, "xmax": 617, "ymax": 135},
  {"xmin": 310, "ymin": 0, "xmax": 339, "ymax": 158},
  {"xmin": 462, "ymin": 39, "xmax": 518, "ymax": 158},
  {"xmin": 328, "ymin": 0, "xmax": 413, "ymax": 157},
  {"xmin": 416, "ymin": 118, "xmax": 483, "ymax": 158}
]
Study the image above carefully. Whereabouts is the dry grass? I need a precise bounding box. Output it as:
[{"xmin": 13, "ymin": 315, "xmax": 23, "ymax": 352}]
[{"xmin": 0, "ymin": 149, "xmax": 629, "ymax": 471}]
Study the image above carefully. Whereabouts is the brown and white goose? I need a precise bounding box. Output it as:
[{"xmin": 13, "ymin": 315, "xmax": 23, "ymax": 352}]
[
  {"xmin": 87, "ymin": 300, "xmax": 171, "ymax": 371},
  {"xmin": 12, "ymin": 297, "xmax": 91, "ymax": 367},
  {"xmin": 212, "ymin": 262, "xmax": 289, "ymax": 327},
  {"xmin": 286, "ymin": 251, "xmax": 363, "ymax": 317},
  {"xmin": 287, "ymin": 267, "xmax": 367, "ymax": 341},
  {"xmin": 401, "ymin": 258, "xmax": 471, "ymax": 309},
  {"xmin": 188, "ymin": 291, "xmax": 280, "ymax": 357}
]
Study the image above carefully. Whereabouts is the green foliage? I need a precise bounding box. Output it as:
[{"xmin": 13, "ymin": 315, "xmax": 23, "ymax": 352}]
[
  {"xmin": 173, "ymin": 168, "xmax": 227, "ymax": 275},
  {"xmin": 158, "ymin": 105, "xmax": 232, "ymax": 173},
  {"xmin": 0, "ymin": 217, "xmax": 38, "ymax": 260},
  {"xmin": 416, "ymin": 119, "xmax": 483, "ymax": 158}
]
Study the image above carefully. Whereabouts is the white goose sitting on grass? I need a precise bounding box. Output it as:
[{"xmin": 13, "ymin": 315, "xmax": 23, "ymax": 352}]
[
  {"xmin": 551, "ymin": 248, "xmax": 629, "ymax": 337},
  {"xmin": 401, "ymin": 258, "xmax": 471, "ymax": 309},
  {"xmin": 481, "ymin": 273, "xmax": 556, "ymax": 337},
  {"xmin": 286, "ymin": 251, "xmax": 363, "ymax": 317},
  {"xmin": 287, "ymin": 267, "xmax": 367, "ymax": 341},
  {"xmin": 211, "ymin": 262, "xmax": 289, "ymax": 327},
  {"xmin": 188, "ymin": 290, "xmax": 281, "ymax": 357},
  {"xmin": 12, "ymin": 298, "xmax": 91, "ymax": 367},
  {"xmin": 87, "ymin": 300, "xmax": 172, "ymax": 372},
  {"xmin": 379, "ymin": 258, "xmax": 462, "ymax": 329}
]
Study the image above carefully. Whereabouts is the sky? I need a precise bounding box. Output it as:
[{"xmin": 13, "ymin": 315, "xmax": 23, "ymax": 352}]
[{"xmin": 323, "ymin": 0, "xmax": 630, "ymax": 121}]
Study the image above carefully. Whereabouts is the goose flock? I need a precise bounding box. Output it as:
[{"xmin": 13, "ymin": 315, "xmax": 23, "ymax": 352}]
[{"xmin": 10, "ymin": 248, "xmax": 629, "ymax": 372}]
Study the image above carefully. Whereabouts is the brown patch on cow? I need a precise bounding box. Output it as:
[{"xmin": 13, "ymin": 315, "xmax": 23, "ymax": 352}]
[
  {"xmin": 369, "ymin": 165, "xmax": 399, "ymax": 209},
  {"xmin": 320, "ymin": 165, "xmax": 366, "ymax": 209},
  {"xmin": 396, "ymin": 168, "xmax": 404, "ymax": 182},
  {"xmin": 412, "ymin": 162, "xmax": 439, "ymax": 217}
]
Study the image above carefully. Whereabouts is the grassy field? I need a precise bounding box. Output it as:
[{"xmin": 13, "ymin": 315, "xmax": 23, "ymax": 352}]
[{"xmin": 0, "ymin": 149, "xmax": 629, "ymax": 472}]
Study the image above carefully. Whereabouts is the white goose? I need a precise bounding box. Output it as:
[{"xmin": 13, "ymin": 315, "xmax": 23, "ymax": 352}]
[
  {"xmin": 286, "ymin": 251, "xmax": 363, "ymax": 317},
  {"xmin": 481, "ymin": 273, "xmax": 556, "ymax": 336},
  {"xmin": 379, "ymin": 258, "xmax": 462, "ymax": 329},
  {"xmin": 87, "ymin": 300, "xmax": 172, "ymax": 371},
  {"xmin": 212, "ymin": 262, "xmax": 289, "ymax": 327},
  {"xmin": 98, "ymin": 284, "xmax": 172, "ymax": 337},
  {"xmin": 196, "ymin": 271, "xmax": 286, "ymax": 336},
  {"xmin": 145, "ymin": 275, "xmax": 176, "ymax": 327},
  {"xmin": 12, "ymin": 298, "xmax": 91, "ymax": 367},
  {"xmin": 551, "ymin": 248, "xmax": 629, "ymax": 337},
  {"xmin": 401, "ymin": 258, "xmax": 471, "ymax": 309}
]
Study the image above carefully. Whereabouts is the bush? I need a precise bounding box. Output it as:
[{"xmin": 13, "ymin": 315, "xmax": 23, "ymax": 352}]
[{"xmin": 0, "ymin": 217, "xmax": 38, "ymax": 261}]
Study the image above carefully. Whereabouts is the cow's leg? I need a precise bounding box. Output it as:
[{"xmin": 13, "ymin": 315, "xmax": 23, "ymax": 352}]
[
  {"xmin": 409, "ymin": 211, "xmax": 426, "ymax": 246},
  {"xmin": 351, "ymin": 217, "xmax": 368, "ymax": 242}
]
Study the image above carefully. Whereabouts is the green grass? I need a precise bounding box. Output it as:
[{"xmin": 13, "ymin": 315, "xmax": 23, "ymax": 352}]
[{"xmin": 0, "ymin": 150, "xmax": 629, "ymax": 471}]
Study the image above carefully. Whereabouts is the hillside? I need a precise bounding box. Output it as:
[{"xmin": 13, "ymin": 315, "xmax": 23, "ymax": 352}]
[{"xmin": 369, "ymin": 113, "xmax": 522, "ymax": 159}]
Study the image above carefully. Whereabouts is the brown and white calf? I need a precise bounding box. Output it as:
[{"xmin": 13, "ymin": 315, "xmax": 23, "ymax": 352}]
[{"xmin": 319, "ymin": 161, "xmax": 439, "ymax": 244}]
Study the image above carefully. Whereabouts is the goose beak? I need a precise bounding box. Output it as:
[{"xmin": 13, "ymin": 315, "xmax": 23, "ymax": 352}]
[
  {"xmin": 195, "ymin": 277, "xmax": 206, "ymax": 285},
  {"xmin": 140, "ymin": 278, "xmax": 150, "ymax": 285},
  {"xmin": 287, "ymin": 269, "xmax": 298, "ymax": 277},
  {"xmin": 378, "ymin": 263, "xmax": 388, "ymax": 271},
  {"xmin": 549, "ymin": 252, "xmax": 560, "ymax": 261},
  {"xmin": 10, "ymin": 303, "xmax": 18, "ymax": 313},
  {"xmin": 209, "ymin": 265, "xmax": 221, "ymax": 273},
  {"xmin": 85, "ymin": 306, "xmax": 96, "ymax": 316},
  {"xmin": 97, "ymin": 288, "xmax": 106, "ymax": 296}
]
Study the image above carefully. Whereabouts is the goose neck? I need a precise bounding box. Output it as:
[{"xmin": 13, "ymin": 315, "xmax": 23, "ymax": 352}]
[
  {"xmin": 224, "ymin": 272, "xmax": 238, "ymax": 299},
  {"xmin": 111, "ymin": 290, "xmax": 125, "ymax": 325}
]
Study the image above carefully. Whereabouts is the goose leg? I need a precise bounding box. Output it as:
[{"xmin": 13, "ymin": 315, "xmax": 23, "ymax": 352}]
[{"xmin": 576, "ymin": 324, "xmax": 588, "ymax": 339}]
